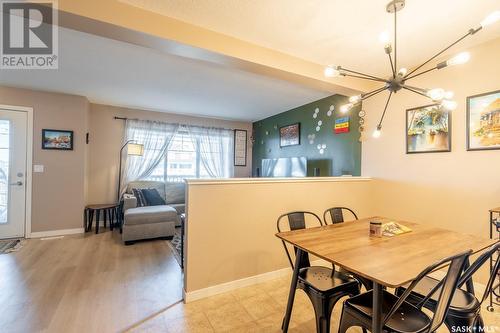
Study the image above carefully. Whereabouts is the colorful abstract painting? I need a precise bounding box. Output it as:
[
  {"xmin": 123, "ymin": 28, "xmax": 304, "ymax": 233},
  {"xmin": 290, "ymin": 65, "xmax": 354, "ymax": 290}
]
[
  {"xmin": 406, "ymin": 104, "xmax": 450, "ymax": 154},
  {"xmin": 467, "ymin": 90, "xmax": 500, "ymax": 151}
]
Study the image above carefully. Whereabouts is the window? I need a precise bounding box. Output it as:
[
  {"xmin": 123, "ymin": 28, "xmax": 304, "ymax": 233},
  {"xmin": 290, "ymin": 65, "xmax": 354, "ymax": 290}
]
[{"xmin": 145, "ymin": 127, "xmax": 234, "ymax": 182}]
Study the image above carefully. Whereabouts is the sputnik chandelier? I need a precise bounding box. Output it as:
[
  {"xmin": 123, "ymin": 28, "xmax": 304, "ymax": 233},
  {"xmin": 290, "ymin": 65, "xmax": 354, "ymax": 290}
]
[{"xmin": 324, "ymin": 0, "xmax": 500, "ymax": 138}]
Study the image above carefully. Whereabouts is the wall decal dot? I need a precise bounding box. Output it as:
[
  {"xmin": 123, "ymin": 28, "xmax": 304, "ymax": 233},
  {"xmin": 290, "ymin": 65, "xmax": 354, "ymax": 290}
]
[
  {"xmin": 322, "ymin": 144, "xmax": 326, "ymax": 149},
  {"xmin": 313, "ymin": 113, "xmax": 318, "ymax": 119},
  {"xmin": 317, "ymin": 144, "xmax": 321, "ymax": 149},
  {"xmin": 316, "ymin": 126, "xmax": 320, "ymax": 132},
  {"xmin": 319, "ymin": 149, "xmax": 324, "ymax": 154},
  {"xmin": 315, "ymin": 107, "xmax": 319, "ymax": 113},
  {"xmin": 318, "ymin": 120, "xmax": 323, "ymax": 126},
  {"xmin": 329, "ymin": 105, "xmax": 334, "ymax": 111},
  {"xmin": 265, "ymin": 131, "xmax": 269, "ymax": 135},
  {"xmin": 327, "ymin": 110, "xmax": 333, "ymax": 117}
]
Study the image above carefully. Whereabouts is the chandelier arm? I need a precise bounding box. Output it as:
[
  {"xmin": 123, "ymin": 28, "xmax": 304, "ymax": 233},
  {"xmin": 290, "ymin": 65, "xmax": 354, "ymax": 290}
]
[
  {"xmin": 394, "ymin": 2, "xmax": 397, "ymax": 73},
  {"xmin": 341, "ymin": 73, "xmax": 388, "ymax": 83},
  {"xmin": 339, "ymin": 67, "xmax": 389, "ymax": 82},
  {"xmin": 405, "ymin": 66, "xmax": 438, "ymax": 81},
  {"xmin": 401, "ymin": 85, "xmax": 432, "ymax": 99},
  {"xmin": 388, "ymin": 53, "xmax": 396, "ymax": 78},
  {"xmin": 405, "ymin": 30, "xmax": 473, "ymax": 77},
  {"xmin": 362, "ymin": 86, "xmax": 388, "ymax": 100},
  {"xmin": 377, "ymin": 91, "xmax": 393, "ymax": 127}
]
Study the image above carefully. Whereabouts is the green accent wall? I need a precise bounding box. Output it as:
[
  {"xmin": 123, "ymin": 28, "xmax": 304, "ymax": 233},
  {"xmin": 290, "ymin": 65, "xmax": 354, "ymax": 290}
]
[{"xmin": 252, "ymin": 94, "xmax": 361, "ymax": 177}]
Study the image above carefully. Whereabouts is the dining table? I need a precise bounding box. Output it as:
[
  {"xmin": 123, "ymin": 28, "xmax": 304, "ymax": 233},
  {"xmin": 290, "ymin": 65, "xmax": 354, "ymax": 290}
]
[{"xmin": 275, "ymin": 216, "xmax": 498, "ymax": 333}]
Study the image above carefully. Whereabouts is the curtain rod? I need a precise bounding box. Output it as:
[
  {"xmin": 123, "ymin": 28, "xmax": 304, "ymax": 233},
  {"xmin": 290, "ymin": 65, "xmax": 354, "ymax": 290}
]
[{"xmin": 113, "ymin": 116, "xmax": 240, "ymax": 132}]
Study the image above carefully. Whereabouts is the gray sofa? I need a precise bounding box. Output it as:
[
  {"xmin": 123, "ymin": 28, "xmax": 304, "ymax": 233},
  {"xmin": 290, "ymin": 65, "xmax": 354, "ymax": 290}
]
[{"xmin": 122, "ymin": 181, "xmax": 185, "ymax": 243}]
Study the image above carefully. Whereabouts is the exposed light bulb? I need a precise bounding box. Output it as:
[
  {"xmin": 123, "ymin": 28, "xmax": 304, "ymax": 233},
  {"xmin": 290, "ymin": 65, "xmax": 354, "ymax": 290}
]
[
  {"xmin": 349, "ymin": 95, "xmax": 362, "ymax": 103},
  {"xmin": 444, "ymin": 91, "xmax": 454, "ymax": 100},
  {"xmin": 441, "ymin": 100, "xmax": 457, "ymax": 111},
  {"xmin": 446, "ymin": 52, "xmax": 470, "ymax": 66},
  {"xmin": 397, "ymin": 68, "xmax": 408, "ymax": 76},
  {"xmin": 373, "ymin": 125, "xmax": 382, "ymax": 138},
  {"xmin": 379, "ymin": 31, "xmax": 390, "ymax": 44},
  {"xmin": 340, "ymin": 103, "xmax": 353, "ymax": 114},
  {"xmin": 384, "ymin": 44, "xmax": 392, "ymax": 54},
  {"xmin": 480, "ymin": 11, "xmax": 500, "ymax": 28},
  {"xmin": 488, "ymin": 132, "xmax": 494, "ymax": 138},
  {"xmin": 427, "ymin": 88, "xmax": 445, "ymax": 101},
  {"xmin": 324, "ymin": 65, "xmax": 340, "ymax": 77}
]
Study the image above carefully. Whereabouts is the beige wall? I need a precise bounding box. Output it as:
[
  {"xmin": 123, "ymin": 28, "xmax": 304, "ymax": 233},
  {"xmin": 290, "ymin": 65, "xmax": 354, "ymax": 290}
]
[
  {"xmin": 0, "ymin": 86, "xmax": 89, "ymax": 233},
  {"xmin": 362, "ymin": 38, "xmax": 500, "ymax": 238},
  {"xmin": 88, "ymin": 104, "xmax": 253, "ymax": 204},
  {"xmin": 184, "ymin": 177, "xmax": 374, "ymax": 293}
]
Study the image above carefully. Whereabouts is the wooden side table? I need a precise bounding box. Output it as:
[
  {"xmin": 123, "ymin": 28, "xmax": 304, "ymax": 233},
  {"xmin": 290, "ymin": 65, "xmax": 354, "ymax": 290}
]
[
  {"xmin": 488, "ymin": 206, "xmax": 500, "ymax": 311},
  {"xmin": 84, "ymin": 204, "xmax": 120, "ymax": 234}
]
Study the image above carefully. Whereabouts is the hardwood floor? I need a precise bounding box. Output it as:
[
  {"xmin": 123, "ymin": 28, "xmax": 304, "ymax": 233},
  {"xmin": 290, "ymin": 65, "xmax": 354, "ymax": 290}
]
[
  {"xmin": 0, "ymin": 230, "xmax": 183, "ymax": 333},
  {"xmin": 0, "ymin": 230, "xmax": 498, "ymax": 332}
]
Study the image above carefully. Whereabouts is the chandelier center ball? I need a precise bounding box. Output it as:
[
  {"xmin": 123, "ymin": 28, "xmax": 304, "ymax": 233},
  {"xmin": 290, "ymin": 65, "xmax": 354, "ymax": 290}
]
[
  {"xmin": 386, "ymin": 76, "xmax": 404, "ymax": 93},
  {"xmin": 386, "ymin": 0, "xmax": 405, "ymax": 13}
]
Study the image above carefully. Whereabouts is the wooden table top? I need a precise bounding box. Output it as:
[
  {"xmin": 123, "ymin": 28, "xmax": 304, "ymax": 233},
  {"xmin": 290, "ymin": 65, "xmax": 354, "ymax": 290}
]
[
  {"xmin": 276, "ymin": 216, "xmax": 497, "ymax": 288},
  {"xmin": 490, "ymin": 207, "xmax": 500, "ymax": 213}
]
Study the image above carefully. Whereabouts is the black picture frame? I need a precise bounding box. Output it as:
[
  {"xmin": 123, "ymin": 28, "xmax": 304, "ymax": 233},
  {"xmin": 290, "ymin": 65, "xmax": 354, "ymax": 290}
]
[
  {"xmin": 42, "ymin": 129, "xmax": 74, "ymax": 150},
  {"xmin": 233, "ymin": 129, "xmax": 247, "ymax": 166},
  {"xmin": 466, "ymin": 89, "xmax": 500, "ymax": 151},
  {"xmin": 405, "ymin": 104, "xmax": 451, "ymax": 154},
  {"xmin": 279, "ymin": 123, "xmax": 300, "ymax": 148}
]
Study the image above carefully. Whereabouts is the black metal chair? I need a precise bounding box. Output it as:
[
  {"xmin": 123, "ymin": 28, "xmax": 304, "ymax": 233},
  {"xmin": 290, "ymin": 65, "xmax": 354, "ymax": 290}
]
[
  {"xmin": 338, "ymin": 250, "xmax": 471, "ymax": 333},
  {"xmin": 396, "ymin": 242, "xmax": 500, "ymax": 332},
  {"xmin": 322, "ymin": 207, "xmax": 372, "ymax": 291},
  {"xmin": 277, "ymin": 211, "xmax": 362, "ymax": 333},
  {"xmin": 323, "ymin": 207, "xmax": 358, "ymax": 225}
]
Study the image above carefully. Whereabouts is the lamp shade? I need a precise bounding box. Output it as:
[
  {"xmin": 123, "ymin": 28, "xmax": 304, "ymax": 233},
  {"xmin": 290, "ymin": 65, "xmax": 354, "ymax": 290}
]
[{"xmin": 127, "ymin": 143, "xmax": 144, "ymax": 156}]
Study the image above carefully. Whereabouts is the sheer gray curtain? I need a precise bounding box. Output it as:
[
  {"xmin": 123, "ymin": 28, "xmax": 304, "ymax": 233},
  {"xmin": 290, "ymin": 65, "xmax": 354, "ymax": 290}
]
[
  {"xmin": 186, "ymin": 125, "xmax": 234, "ymax": 178},
  {"xmin": 120, "ymin": 119, "xmax": 179, "ymax": 195}
]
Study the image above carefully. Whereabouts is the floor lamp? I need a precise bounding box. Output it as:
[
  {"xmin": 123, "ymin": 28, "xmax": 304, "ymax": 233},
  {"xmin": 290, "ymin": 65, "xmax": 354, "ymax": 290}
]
[{"xmin": 117, "ymin": 140, "xmax": 144, "ymax": 202}]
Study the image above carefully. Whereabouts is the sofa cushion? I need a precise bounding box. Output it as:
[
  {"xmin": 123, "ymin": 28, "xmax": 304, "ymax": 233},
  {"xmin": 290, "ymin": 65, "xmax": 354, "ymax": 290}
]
[
  {"xmin": 132, "ymin": 188, "xmax": 147, "ymax": 207},
  {"xmin": 169, "ymin": 203, "xmax": 185, "ymax": 215},
  {"xmin": 165, "ymin": 182, "xmax": 185, "ymax": 204},
  {"xmin": 141, "ymin": 188, "xmax": 166, "ymax": 206},
  {"xmin": 127, "ymin": 181, "xmax": 166, "ymax": 200},
  {"xmin": 124, "ymin": 206, "xmax": 177, "ymax": 226}
]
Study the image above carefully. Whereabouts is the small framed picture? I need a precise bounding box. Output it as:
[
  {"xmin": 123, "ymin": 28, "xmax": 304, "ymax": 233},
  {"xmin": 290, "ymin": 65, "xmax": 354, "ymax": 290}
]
[
  {"xmin": 42, "ymin": 129, "xmax": 74, "ymax": 150},
  {"xmin": 279, "ymin": 123, "xmax": 300, "ymax": 147},
  {"xmin": 234, "ymin": 129, "xmax": 247, "ymax": 166},
  {"xmin": 467, "ymin": 90, "xmax": 500, "ymax": 151},
  {"xmin": 406, "ymin": 104, "xmax": 451, "ymax": 154}
]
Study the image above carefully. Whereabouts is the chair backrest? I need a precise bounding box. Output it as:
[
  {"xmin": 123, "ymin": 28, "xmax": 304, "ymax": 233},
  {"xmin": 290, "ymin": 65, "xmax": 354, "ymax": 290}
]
[
  {"xmin": 276, "ymin": 211, "xmax": 323, "ymax": 269},
  {"xmin": 457, "ymin": 242, "xmax": 500, "ymax": 304},
  {"xmin": 383, "ymin": 250, "xmax": 471, "ymax": 333},
  {"xmin": 323, "ymin": 207, "xmax": 358, "ymax": 224}
]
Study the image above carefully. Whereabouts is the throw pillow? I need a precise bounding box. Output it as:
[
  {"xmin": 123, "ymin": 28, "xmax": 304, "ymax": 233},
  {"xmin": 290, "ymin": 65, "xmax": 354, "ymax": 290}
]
[
  {"xmin": 132, "ymin": 188, "xmax": 147, "ymax": 207},
  {"xmin": 141, "ymin": 188, "xmax": 166, "ymax": 206}
]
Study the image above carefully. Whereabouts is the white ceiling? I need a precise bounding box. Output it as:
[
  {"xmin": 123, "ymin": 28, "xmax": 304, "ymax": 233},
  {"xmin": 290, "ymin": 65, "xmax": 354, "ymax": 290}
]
[
  {"xmin": 0, "ymin": 27, "xmax": 330, "ymax": 122},
  {"xmin": 120, "ymin": 0, "xmax": 500, "ymax": 76}
]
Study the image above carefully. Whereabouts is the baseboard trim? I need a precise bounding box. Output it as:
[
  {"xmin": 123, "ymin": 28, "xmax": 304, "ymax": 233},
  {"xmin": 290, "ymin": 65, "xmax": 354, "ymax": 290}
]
[
  {"xmin": 183, "ymin": 259, "xmax": 326, "ymax": 303},
  {"xmin": 184, "ymin": 266, "xmax": 292, "ymax": 303},
  {"xmin": 183, "ymin": 259, "xmax": 488, "ymax": 303},
  {"xmin": 29, "ymin": 228, "xmax": 85, "ymax": 238}
]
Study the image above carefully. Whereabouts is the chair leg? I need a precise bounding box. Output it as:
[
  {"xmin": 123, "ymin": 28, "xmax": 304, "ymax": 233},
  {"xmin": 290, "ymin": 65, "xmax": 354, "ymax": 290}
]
[
  {"xmin": 307, "ymin": 292, "xmax": 346, "ymax": 333},
  {"xmin": 338, "ymin": 309, "xmax": 360, "ymax": 333},
  {"xmin": 110, "ymin": 208, "xmax": 115, "ymax": 231}
]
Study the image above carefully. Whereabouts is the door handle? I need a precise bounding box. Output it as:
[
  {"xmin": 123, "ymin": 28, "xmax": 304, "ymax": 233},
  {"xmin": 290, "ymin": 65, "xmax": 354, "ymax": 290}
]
[{"xmin": 9, "ymin": 181, "xmax": 23, "ymax": 186}]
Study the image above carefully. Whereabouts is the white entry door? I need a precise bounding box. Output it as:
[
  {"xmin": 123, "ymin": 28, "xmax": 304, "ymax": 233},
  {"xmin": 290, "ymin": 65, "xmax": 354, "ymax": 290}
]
[{"xmin": 0, "ymin": 109, "xmax": 27, "ymax": 239}]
